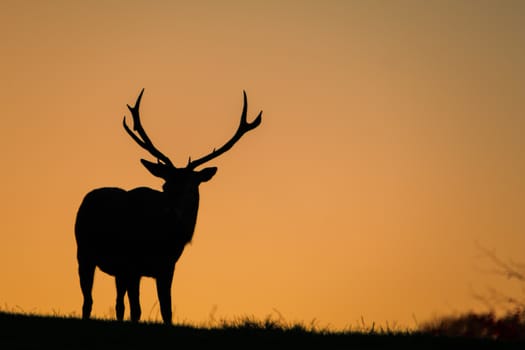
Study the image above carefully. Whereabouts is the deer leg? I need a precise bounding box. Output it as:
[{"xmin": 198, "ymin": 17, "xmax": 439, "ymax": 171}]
[
  {"xmin": 156, "ymin": 267, "xmax": 174, "ymax": 325},
  {"xmin": 115, "ymin": 276, "xmax": 126, "ymax": 321},
  {"xmin": 127, "ymin": 276, "xmax": 141, "ymax": 322},
  {"xmin": 78, "ymin": 261, "xmax": 95, "ymax": 320}
]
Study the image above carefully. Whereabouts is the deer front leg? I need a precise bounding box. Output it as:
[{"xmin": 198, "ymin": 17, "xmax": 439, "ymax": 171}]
[
  {"xmin": 115, "ymin": 276, "xmax": 126, "ymax": 321},
  {"xmin": 156, "ymin": 268, "xmax": 174, "ymax": 324},
  {"xmin": 127, "ymin": 275, "xmax": 142, "ymax": 322}
]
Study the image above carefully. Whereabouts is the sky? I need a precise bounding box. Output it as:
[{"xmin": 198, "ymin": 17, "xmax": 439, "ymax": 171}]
[{"xmin": 1, "ymin": 0, "xmax": 524, "ymax": 329}]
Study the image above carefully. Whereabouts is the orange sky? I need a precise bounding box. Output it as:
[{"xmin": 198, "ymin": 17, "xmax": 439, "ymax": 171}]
[{"xmin": 1, "ymin": 1, "xmax": 524, "ymax": 329}]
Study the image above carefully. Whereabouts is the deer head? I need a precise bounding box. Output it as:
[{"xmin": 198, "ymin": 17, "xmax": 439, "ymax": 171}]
[{"xmin": 122, "ymin": 89, "xmax": 262, "ymax": 193}]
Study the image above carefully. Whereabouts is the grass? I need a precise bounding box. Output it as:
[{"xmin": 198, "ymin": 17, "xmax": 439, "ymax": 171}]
[
  {"xmin": 420, "ymin": 308, "xmax": 525, "ymax": 341},
  {"xmin": 0, "ymin": 311, "xmax": 516, "ymax": 349}
]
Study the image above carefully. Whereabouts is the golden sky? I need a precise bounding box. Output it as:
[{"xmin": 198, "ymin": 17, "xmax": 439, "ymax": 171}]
[{"xmin": 1, "ymin": 1, "xmax": 524, "ymax": 329}]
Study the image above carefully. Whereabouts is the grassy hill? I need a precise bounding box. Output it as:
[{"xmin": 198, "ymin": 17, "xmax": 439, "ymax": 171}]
[{"xmin": 0, "ymin": 311, "xmax": 515, "ymax": 349}]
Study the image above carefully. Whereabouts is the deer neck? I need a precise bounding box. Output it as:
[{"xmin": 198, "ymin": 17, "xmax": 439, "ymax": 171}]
[{"xmin": 163, "ymin": 189, "xmax": 200, "ymax": 243}]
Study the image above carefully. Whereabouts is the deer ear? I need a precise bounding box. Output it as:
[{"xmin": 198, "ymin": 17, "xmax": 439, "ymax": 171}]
[
  {"xmin": 140, "ymin": 159, "xmax": 169, "ymax": 178},
  {"xmin": 198, "ymin": 167, "xmax": 217, "ymax": 182}
]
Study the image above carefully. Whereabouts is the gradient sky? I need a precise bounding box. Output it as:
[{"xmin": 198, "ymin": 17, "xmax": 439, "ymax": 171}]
[{"xmin": 1, "ymin": 1, "xmax": 524, "ymax": 329}]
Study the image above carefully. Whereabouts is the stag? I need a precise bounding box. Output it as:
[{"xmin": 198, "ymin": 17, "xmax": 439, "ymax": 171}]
[{"xmin": 75, "ymin": 89, "xmax": 262, "ymax": 324}]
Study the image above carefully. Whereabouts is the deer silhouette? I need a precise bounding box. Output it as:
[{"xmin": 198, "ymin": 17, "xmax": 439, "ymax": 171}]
[{"xmin": 75, "ymin": 89, "xmax": 262, "ymax": 324}]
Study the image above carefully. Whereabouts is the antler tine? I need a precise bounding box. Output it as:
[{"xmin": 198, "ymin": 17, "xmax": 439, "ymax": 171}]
[
  {"xmin": 188, "ymin": 90, "xmax": 262, "ymax": 169},
  {"xmin": 123, "ymin": 89, "xmax": 174, "ymax": 167}
]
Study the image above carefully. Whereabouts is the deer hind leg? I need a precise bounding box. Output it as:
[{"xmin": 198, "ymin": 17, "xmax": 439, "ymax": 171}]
[
  {"xmin": 115, "ymin": 276, "xmax": 127, "ymax": 321},
  {"xmin": 127, "ymin": 276, "xmax": 142, "ymax": 322},
  {"xmin": 78, "ymin": 261, "xmax": 95, "ymax": 320}
]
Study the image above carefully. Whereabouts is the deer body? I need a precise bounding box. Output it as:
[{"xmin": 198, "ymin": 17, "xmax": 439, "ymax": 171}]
[
  {"xmin": 75, "ymin": 89, "xmax": 261, "ymax": 324},
  {"xmin": 76, "ymin": 186, "xmax": 197, "ymax": 277}
]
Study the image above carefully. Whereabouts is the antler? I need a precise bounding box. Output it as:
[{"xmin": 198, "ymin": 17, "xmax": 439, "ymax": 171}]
[
  {"xmin": 123, "ymin": 89, "xmax": 174, "ymax": 167},
  {"xmin": 187, "ymin": 90, "xmax": 262, "ymax": 170}
]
